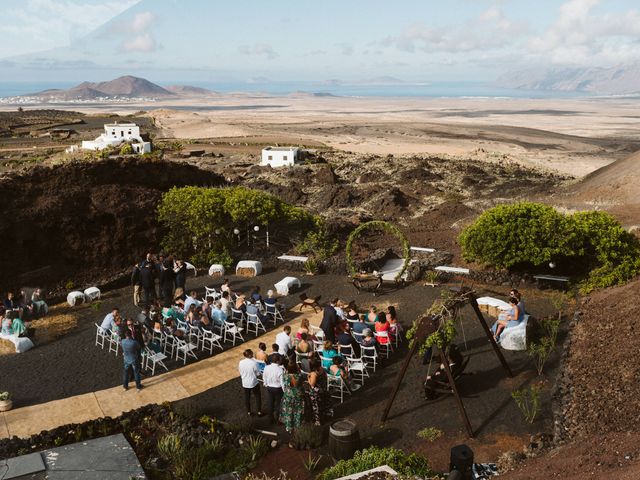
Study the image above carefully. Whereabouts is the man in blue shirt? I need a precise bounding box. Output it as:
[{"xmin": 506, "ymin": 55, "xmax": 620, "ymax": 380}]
[
  {"xmin": 100, "ymin": 307, "xmax": 119, "ymax": 334},
  {"xmin": 122, "ymin": 330, "xmax": 143, "ymax": 391}
]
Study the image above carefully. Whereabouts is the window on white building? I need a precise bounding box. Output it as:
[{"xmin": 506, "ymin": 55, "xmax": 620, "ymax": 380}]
[
  {"xmin": 268, "ymin": 155, "xmax": 273, "ymax": 160},
  {"xmin": 283, "ymin": 155, "xmax": 288, "ymax": 160}
]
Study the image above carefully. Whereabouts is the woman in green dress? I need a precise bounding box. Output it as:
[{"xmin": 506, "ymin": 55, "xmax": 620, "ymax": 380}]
[{"xmin": 280, "ymin": 362, "xmax": 305, "ymax": 434}]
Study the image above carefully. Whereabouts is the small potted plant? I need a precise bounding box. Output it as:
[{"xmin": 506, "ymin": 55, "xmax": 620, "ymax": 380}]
[{"xmin": 0, "ymin": 392, "xmax": 12, "ymax": 412}]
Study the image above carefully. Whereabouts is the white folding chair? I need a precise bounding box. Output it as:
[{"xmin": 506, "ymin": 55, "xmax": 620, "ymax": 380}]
[
  {"xmin": 338, "ymin": 344, "xmax": 354, "ymax": 359},
  {"xmin": 164, "ymin": 334, "xmax": 179, "ymax": 359},
  {"xmin": 351, "ymin": 331, "xmax": 365, "ymax": 345},
  {"xmin": 374, "ymin": 332, "xmax": 393, "ymax": 358},
  {"xmin": 312, "ymin": 339, "xmax": 325, "ymax": 353},
  {"xmin": 231, "ymin": 307, "xmax": 246, "ymax": 327},
  {"xmin": 188, "ymin": 324, "xmax": 204, "ymax": 348},
  {"xmin": 205, "ymin": 286, "xmax": 221, "ymax": 302},
  {"xmin": 361, "ymin": 345, "xmax": 378, "ymax": 372},
  {"xmin": 201, "ymin": 329, "xmax": 223, "ymax": 354},
  {"xmin": 143, "ymin": 346, "xmax": 169, "ymax": 376},
  {"xmin": 347, "ymin": 357, "xmax": 369, "ymax": 385},
  {"xmin": 327, "ymin": 374, "xmax": 351, "ymax": 403},
  {"xmin": 108, "ymin": 331, "xmax": 120, "ymax": 356},
  {"xmin": 224, "ymin": 320, "xmax": 244, "ymax": 346},
  {"xmin": 390, "ymin": 323, "xmax": 403, "ymax": 349},
  {"xmin": 175, "ymin": 337, "xmax": 198, "ymax": 365},
  {"xmin": 95, "ymin": 323, "xmax": 107, "ymax": 349},
  {"xmin": 295, "ymin": 350, "xmax": 312, "ymax": 365},
  {"xmin": 246, "ymin": 312, "xmax": 266, "ymax": 336},
  {"xmin": 265, "ymin": 304, "xmax": 284, "ymax": 325}
]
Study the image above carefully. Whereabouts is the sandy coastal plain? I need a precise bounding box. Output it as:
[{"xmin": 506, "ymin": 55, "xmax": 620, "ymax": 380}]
[{"xmin": 13, "ymin": 94, "xmax": 635, "ymax": 178}]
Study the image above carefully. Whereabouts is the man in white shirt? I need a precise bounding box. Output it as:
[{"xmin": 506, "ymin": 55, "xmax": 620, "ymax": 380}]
[
  {"xmin": 275, "ymin": 325, "xmax": 292, "ymax": 357},
  {"xmin": 262, "ymin": 354, "xmax": 285, "ymax": 424},
  {"xmin": 100, "ymin": 307, "xmax": 119, "ymax": 334},
  {"xmin": 238, "ymin": 349, "xmax": 262, "ymax": 416},
  {"xmin": 220, "ymin": 291, "xmax": 232, "ymax": 318},
  {"xmin": 183, "ymin": 291, "xmax": 202, "ymax": 314}
]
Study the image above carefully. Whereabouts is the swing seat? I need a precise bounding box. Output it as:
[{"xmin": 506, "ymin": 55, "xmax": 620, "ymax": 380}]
[{"xmin": 425, "ymin": 355, "xmax": 470, "ymax": 396}]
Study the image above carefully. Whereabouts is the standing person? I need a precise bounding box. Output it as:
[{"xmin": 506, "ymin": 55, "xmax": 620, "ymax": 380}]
[
  {"xmin": 262, "ymin": 354, "xmax": 285, "ymax": 424},
  {"xmin": 174, "ymin": 259, "xmax": 187, "ymax": 298},
  {"xmin": 320, "ymin": 299, "xmax": 338, "ymax": 342},
  {"xmin": 121, "ymin": 330, "xmax": 143, "ymax": 391},
  {"xmin": 238, "ymin": 349, "xmax": 263, "ymax": 416},
  {"xmin": 139, "ymin": 260, "xmax": 155, "ymax": 306},
  {"xmin": 280, "ymin": 362, "xmax": 305, "ymax": 435},
  {"xmin": 159, "ymin": 259, "xmax": 175, "ymax": 306},
  {"xmin": 276, "ymin": 325, "xmax": 292, "ymax": 357},
  {"xmin": 131, "ymin": 263, "xmax": 141, "ymax": 307},
  {"xmin": 307, "ymin": 358, "xmax": 332, "ymax": 425}
]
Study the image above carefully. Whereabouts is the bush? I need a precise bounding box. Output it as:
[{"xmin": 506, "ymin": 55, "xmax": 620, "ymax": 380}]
[
  {"xmin": 119, "ymin": 143, "xmax": 133, "ymax": 155},
  {"xmin": 317, "ymin": 446, "xmax": 433, "ymax": 480},
  {"xmin": 459, "ymin": 203, "xmax": 640, "ymax": 292},
  {"xmin": 158, "ymin": 186, "xmax": 321, "ymax": 267},
  {"xmin": 291, "ymin": 423, "xmax": 324, "ymax": 449},
  {"xmin": 512, "ymin": 384, "xmax": 542, "ymax": 424}
]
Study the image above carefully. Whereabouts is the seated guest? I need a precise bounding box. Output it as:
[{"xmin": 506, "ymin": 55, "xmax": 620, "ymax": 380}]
[
  {"xmin": 1, "ymin": 311, "xmax": 12, "ymax": 336},
  {"xmin": 100, "ymin": 307, "xmax": 120, "ymax": 334},
  {"xmin": 31, "ymin": 288, "xmax": 48, "ymax": 316},
  {"xmin": 220, "ymin": 278, "xmax": 232, "ymax": 295},
  {"xmin": 367, "ymin": 305, "xmax": 379, "ymax": 323},
  {"xmin": 211, "ymin": 301, "xmax": 228, "ymax": 329},
  {"xmin": 493, "ymin": 297, "xmax": 520, "ymax": 341},
  {"xmin": 185, "ymin": 304, "xmax": 198, "ymax": 326},
  {"xmin": 163, "ymin": 318, "xmax": 184, "ymax": 338},
  {"xmin": 334, "ymin": 300, "xmax": 346, "ymax": 320},
  {"xmin": 200, "ymin": 298, "xmax": 212, "ymax": 319},
  {"xmin": 250, "ymin": 286, "xmax": 263, "ymax": 304},
  {"xmin": 137, "ymin": 305, "xmax": 152, "ymax": 327},
  {"xmin": 374, "ymin": 312, "xmax": 391, "ymax": 344},
  {"xmin": 3, "ymin": 292, "xmax": 21, "ymax": 317},
  {"xmin": 296, "ymin": 332, "xmax": 313, "ymax": 354},
  {"xmin": 329, "ymin": 356, "xmax": 360, "ymax": 391},
  {"xmin": 263, "ymin": 290, "xmax": 277, "ymax": 308},
  {"xmin": 345, "ymin": 302, "xmax": 360, "ymax": 323},
  {"xmin": 321, "ymin": 340, "xmax": 341, "ymax": 371},
  {"xmin": 196, "ymin": 309, "xmax": 212, "ymax": 331},
  {"xmin": 183, "ymin": 291, "xmax": 201, "ymax": 315},
  {"xmin": 235, "ymin": 294, "xmax": 247, "ymax": 315},
  {"xmin": 246, "ymin": 298, "xmax": 266, "ymax": 322},
  {"xmin": 296, "ymin": 318, "xmax": 311, "ymax": 340},
  {"xmin": 219, "ymin": 291, "xmax": 232, "ymax": 318},
  {"xmin": 276, "ymin": 325, "xmax": 292, "ymax": 356},
  {"xmin": 386, "ymin": 305, "xmax": 400, "ymax": 340},
  {"xmin": 510, "ymin": 289, "xmax": 526, "ymax": 321},
  {"xmin": 336, "ymin": 324, "xmax": 360, "ymax": 357},
  {"xmin": 362, "ymin": 328, "xmax": 377, "ymax": 348},
  {"xmin": 351, "ymin": 314, "xmax": 369, "ymax": 337}
]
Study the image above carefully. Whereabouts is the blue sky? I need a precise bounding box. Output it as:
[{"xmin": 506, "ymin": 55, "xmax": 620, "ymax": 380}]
[{"xmin": 1, "ymin": 0, "xmax": 640, "ymax": 82}]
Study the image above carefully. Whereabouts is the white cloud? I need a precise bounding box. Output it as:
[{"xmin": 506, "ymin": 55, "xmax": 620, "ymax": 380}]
[
  {"xmin": 238, "ymin": 43, "xmax": 279, "ymax": 60},
  {"xmin": 382, "ymin": 6, "xmax": 527, "ymax": 54},
  {"xmin": 528, "ymin": 0, "xmax": 640, "ymax": 65},
  {"xmin": 121, "ymin": 33, "xmax": 157, "ymax": 52},
  {"xmin": 0, "ymin": 0, "xmax": 139, "ymax": 57}
]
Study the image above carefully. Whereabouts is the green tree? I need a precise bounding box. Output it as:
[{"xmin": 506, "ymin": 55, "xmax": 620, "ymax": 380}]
[{"xmin": 119, "ymin": 143, "xmax": 133, "ymax": 155}]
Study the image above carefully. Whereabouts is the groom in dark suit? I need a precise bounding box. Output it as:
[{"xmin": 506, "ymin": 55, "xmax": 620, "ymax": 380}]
[{"xmin": 319, "ymin": 298, "xmax": 338, "ymax": 342}]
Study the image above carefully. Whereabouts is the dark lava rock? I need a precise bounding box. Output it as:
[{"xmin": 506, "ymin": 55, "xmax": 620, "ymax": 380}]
[{"xmin": 315, "ymin": 165, "xmax": 338, "ymax": 185}]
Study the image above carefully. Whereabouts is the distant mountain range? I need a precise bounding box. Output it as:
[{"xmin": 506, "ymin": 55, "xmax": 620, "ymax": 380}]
[
  {"xmin": 23, "ymin": 75, "xmax": 214, "ymax": 100},
  {"xmin": 496, "ymin": 63, "xmax": 640, "ymax": 95}
]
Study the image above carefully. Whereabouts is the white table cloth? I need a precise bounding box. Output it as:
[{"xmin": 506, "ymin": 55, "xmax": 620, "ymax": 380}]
[
  {"xmin": 235, "ymin": 260, "xmax": 262, "ymax": 276},
  {"xmin": 67, "ymin": 291, "xmax": 86, "ymax": 307},
  {"xmin": 83, "ymin": 287, "xmax": 101, "ymax": 302},
  {"xmin": 274, "ymin": 276, "xmax": 301, "ymax": 296},
  {"xmin": 208, "ymin": 264, "xmax": 225, "ymax": 276}
]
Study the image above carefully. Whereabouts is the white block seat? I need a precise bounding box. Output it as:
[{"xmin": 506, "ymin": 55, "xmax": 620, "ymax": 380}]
[
  {"xmin": 235, "ymin": 260, "xmax": 262, "ymax": 277},
  {"xmin": 83, "ymin": 287, "xmax": 101, "ymax": 302},
  {"xmin": 274, "ymin": 276, "xmax": 301, "ymax": 296},
  {"xmin": 67, "ymin": 291, "xmax": 86, "ymax": 307},
  {"xmin": 208, "ymin": 264, "xmax": 225, "ymax": 277}
]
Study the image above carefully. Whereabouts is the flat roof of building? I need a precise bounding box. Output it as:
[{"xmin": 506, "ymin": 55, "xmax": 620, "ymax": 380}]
[
  {"xmin": 262, "ymin": 146, "xmax": 299, "ymax": 152},
  {"xmin": 104, "ymin": 123, "xmax": 138, "ymax": 128}
]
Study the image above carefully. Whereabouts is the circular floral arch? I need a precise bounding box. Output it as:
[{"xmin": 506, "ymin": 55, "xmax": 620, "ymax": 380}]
[{"xmin": 345, "ymin": 220, "xmax": 411, "ymax": 281}]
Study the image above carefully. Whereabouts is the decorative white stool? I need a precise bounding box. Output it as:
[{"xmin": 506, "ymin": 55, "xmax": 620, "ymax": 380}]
[
  {"xmin": 235, "ymin": 260, "xmax": 262, "ymax": 277},
  {"xmin": 274, "ymin": 277, "xmax": 302, "ymax": 296},
  {"xmin": 83, "ymin": 287, "xmax": 101, "ymax": 302},
  {"xmin": 67, "ymin": 291, "xmax": 86, "ymax": 307}
]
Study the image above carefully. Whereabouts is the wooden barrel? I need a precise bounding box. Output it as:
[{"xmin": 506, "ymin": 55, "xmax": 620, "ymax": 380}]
[{"xmin": 329, "ymin": 419, "xmax": 360, "ymax": 461}]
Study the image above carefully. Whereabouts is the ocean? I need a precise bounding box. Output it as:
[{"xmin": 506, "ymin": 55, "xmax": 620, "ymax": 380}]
[{"xmin": 0, "ymin": 80, "xmax": 589, "ymax": 100}]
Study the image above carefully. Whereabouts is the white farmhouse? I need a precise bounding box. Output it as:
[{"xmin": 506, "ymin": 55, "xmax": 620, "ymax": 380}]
[
  {"xmin": 81, "ymin": 122, "xmax": 151, "ymax": 154},
  {"xmin": 260, "ymin": 146, "xmax": 299, "ymax": 167}
]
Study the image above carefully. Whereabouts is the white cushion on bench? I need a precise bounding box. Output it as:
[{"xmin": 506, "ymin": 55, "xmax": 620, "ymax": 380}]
[
  {"xmin": 277, "ymin": 255, "xmax": 309, "ymax": 263},
  {"xmin": 500, "ymin": 315, "xmax": 529, "ymax": 351}
]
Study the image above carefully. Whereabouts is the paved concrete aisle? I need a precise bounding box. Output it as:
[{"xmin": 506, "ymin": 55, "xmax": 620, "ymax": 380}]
[{"xmin": 0, "ymin": 305, "xmax": 322, "ymax": 439}]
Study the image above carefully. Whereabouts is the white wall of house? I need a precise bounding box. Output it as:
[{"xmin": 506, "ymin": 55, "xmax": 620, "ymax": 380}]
[
  {"xmin": 260, "ymin": 147, "xmax": 299, "ymax": 167},
  {"xmin": 80, "ymin": 122, "xmax": 151, "ymax": 153}
]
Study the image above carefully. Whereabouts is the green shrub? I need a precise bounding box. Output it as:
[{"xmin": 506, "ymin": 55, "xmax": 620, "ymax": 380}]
[
  {"xmin": 317, "ymin": 446, "xmax": 433, "ymax": 480},
  {"xmin": 291, "ymin": 423, "xmax": 325, "ymax": 449},
  {"xmin": 527, "ymin": 337, "xmax": 554, "ymax": 376},
  {"xmin": 158, "ymin": 186, "xmax": 320, "ymax": 266},
  {"xmin": 417, "ymin": 427, "xmax": 443, "ymax": 442},
  {"xmin": 512, "ymin": 384, "xmax": 542, "ymax": 424},
  {"xmin": 459, "ymin": 203, "xmax": 640, "ymax": 292},
  {"xmin": 295, "ymin": 223, "xmax": 338, "ymax": 261},
  {"xmin": 119, "ymin": 143, "xmax": 133, "ymax": 155}
]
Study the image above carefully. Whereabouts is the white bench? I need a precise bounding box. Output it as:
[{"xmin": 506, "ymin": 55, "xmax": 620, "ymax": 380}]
[
  {"xmin": 534, "ymin": 274, "xmax": 569, "ymax": 283},
  {"xmin": 277, "ymin": 255, "xmax": 309, "ymax": 263},
  {"xmin": 435, "ymin": 266, "xmax": 470, "ymax": 275},
  {"xmin": 410, "ymin": 246, "xmax": 436, "ymax": 253}
]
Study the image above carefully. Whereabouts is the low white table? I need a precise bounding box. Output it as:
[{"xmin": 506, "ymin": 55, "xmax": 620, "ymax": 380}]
[
  {"xmin": 274, "ymin": 276, "xmax": 301, "ymax": 296},
  {"xmin": 277, "ymin": 255, "xmax": 309, "ymax": 263},
  {"xmin": 235, "ymin": 260, "xmax": 262, "ymax": 276}
]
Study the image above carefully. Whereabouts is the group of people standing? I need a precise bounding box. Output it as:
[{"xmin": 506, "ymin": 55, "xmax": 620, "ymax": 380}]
[{"xmin": 131, "ymin": 253, "xmax": 188, "ymax": 307}]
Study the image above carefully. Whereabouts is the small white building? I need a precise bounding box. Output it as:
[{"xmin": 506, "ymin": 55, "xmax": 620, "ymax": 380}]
[
  {"xmin": 81, "ymin": 122, "xmax": 151, "ymax": 154},
  {"xmin": 260, "ymin": 146, "xmax": 300, "ymax": 167}
]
